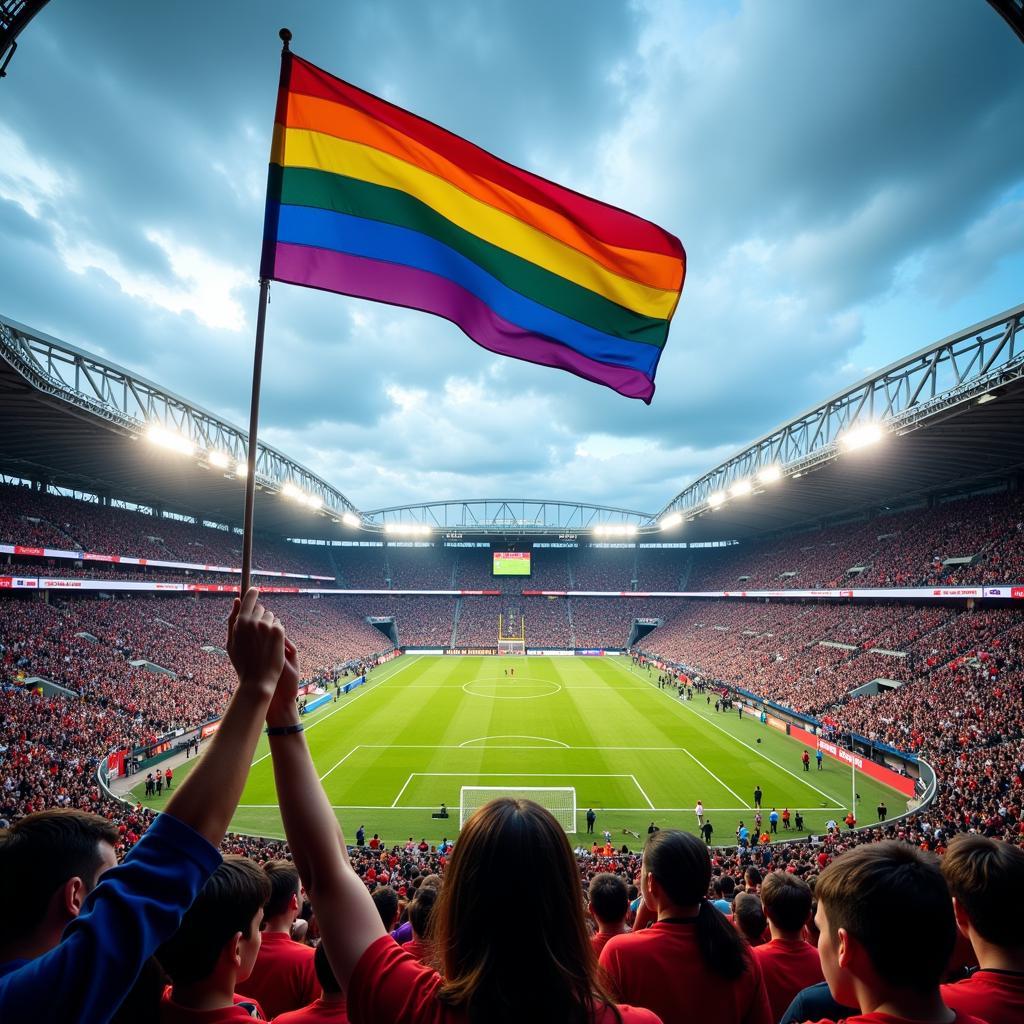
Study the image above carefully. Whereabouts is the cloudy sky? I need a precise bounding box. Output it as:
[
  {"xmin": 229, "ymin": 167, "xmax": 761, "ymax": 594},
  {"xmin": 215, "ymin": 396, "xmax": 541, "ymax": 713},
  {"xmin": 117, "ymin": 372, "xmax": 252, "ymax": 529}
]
[{"xmin": 1, "ymin": 1, "xmax": 1022, "ymax": 516}]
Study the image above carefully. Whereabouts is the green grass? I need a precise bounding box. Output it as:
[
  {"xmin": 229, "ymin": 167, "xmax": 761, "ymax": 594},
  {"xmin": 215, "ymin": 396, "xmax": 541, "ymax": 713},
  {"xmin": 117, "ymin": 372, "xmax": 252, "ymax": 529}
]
[{"xmin": 133, "ymin": 655, "xmax": 902, "ymax": 844}]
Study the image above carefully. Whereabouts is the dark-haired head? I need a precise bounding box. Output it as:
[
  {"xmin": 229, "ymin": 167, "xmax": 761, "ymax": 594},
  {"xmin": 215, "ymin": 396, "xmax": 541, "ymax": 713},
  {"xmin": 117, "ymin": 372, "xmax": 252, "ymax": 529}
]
[
  {"xmin": 641, "ymin": 830, "xmax": 749, "ymax": 980},
  {"xmin": 435, "ymin": 798, "xmax": 618, "ymax": 1023}
]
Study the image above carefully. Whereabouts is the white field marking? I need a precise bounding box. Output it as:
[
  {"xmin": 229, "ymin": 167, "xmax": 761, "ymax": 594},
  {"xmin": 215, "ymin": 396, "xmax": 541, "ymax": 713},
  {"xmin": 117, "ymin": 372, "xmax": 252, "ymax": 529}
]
[
  {"xmin": 352, "ymin": 743, "xmax": 731, "ymax": 752},
  {"xmin": 679, "ymin": 747, "xmax": 748, "ymax": 806},
  {"xmin": 458, "ymin": 735, "xmax": 570, "ymax": 748},
  {"xmin": 609, "ymin": 659, "xmax": 846, "ymax": 809},
  {"xmin": 461, "ymin": 680, "xmax": 562, "ymax": 700},
  {"xmin": 250, "ymin": 655, "xmax": 422, "ymax": 767},
  {"xmin": 391, "ymin": 773, "xmax": 416, "ymax": 808},
  {"xmin": 318, "ymin": 745, "xmax": 362, "ymax": 783},
  {"xmin": 630, "ymin": 775, "xmax": 656, "ymax": 809}
]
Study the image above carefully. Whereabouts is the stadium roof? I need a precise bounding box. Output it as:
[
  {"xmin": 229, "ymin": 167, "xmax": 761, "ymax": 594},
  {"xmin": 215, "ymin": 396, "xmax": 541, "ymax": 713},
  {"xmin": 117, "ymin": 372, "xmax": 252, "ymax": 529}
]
[{"xmin": 1, "ymin": 305, "xmax": 1022, "ymax": 543}]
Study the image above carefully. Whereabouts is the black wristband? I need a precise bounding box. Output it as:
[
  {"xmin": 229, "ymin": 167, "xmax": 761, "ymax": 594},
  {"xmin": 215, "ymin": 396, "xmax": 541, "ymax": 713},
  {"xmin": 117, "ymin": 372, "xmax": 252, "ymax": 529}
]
[{"xmin": 266, "ymin": 723, "xmax": 305, "ymax": 737}]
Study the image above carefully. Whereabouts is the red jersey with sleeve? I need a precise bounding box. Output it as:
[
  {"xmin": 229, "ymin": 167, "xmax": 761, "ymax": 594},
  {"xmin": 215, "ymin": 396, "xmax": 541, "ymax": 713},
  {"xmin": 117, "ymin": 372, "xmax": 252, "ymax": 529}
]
[
  {"xmin": 348, "ymin": 933, "xmax": 661, "ymax": 1023},
  {"xmin": 941, "ymin": 969, "xmax": 1024, "ymax": 1024},
  {"xmin": 271, "ymin": 996, "xmax": 350, "ymax": 1023},
  {"xmin": 592, "ymin": 930, "xmax": 624, "ymax": 957},
  {"xmin": 599, "ymin": 919, "xmax": 771, "ymax": 1024},
  {"xmin": 805, "ymin": 1012, "xmax": 985, "ymax": 1024},
  {"xmin": 752, "ymin": 937, "xmax": 824, "ymax": 1022},
  {"xmin": 235, "ymin": 932, "xmax": 320, "ymax": 1020},
  {"xmin": 160, "ymin": 988, "xmax": 266, "ymax": 1022}
]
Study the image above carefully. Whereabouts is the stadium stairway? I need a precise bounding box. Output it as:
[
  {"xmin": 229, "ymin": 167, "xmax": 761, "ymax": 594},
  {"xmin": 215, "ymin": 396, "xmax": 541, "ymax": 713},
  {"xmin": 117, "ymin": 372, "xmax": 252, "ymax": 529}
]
[{"xmin": 451, "ymin": 597, "xmax": 462, "ymax": 646}]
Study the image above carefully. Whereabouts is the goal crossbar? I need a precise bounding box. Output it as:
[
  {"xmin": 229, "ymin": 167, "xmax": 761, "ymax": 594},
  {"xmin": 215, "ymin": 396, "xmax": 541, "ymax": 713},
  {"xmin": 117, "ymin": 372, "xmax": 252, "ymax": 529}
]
[{"xmin": 459, "ymin": 785, "xmax": 576, "ymax": 832}]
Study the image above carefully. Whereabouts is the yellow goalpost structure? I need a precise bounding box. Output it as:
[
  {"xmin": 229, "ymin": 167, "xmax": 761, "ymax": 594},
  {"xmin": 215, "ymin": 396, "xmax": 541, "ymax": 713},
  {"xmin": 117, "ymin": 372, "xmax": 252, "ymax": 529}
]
[{"xmin": 497, "ymin": 613, "xmax": 526, "ymax": 655}]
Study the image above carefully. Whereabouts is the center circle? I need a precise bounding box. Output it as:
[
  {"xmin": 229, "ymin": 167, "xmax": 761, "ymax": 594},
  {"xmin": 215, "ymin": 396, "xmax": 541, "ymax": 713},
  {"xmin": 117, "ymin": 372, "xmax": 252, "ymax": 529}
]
[{"xmin": 462, "ymin": 679, "xmax": 562, "ymax": 700}]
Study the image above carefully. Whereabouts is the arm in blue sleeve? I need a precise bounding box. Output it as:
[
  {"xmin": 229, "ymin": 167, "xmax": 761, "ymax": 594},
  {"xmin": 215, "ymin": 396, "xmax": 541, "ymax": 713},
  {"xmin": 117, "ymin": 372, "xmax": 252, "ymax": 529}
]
[{"xmin": 0, "ymin": 811, "xmax": 220, "ymax": 1024}]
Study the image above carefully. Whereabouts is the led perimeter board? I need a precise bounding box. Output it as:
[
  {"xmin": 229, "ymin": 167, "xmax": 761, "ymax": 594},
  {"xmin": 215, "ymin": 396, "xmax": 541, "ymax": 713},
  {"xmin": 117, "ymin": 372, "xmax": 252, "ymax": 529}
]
[{"xmin": 492, "ymin": 551, "xmax": 532, "ymax": 576}]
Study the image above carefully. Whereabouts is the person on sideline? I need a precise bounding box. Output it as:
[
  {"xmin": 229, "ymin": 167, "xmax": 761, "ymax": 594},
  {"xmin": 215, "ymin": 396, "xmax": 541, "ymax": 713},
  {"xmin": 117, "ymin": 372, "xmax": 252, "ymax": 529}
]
[
  {"xmin": 262, "ymin": 642, "xmax": 661, "ymax": 1024},
  {"xmin": 0, "ymin": 587, "xmax": 288, "ymax": 1024},
  {"xmin": 599, "ymin": 830, "xmax": 771, "ymax": 1024}
]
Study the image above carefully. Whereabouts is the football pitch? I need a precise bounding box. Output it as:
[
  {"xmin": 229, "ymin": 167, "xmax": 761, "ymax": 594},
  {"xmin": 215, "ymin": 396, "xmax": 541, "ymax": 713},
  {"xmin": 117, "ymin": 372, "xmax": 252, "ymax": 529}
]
[{"xmin": 133, "ymin": 655, "xmax": 904, "ymax": 844}]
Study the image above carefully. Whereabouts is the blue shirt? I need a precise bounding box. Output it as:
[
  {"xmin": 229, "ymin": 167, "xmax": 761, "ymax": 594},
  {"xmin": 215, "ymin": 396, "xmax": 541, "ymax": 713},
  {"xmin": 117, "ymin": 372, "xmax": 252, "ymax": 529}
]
[{"xmin": 0, "ymin": 811, "xmax": 220, "ymax": 1024}]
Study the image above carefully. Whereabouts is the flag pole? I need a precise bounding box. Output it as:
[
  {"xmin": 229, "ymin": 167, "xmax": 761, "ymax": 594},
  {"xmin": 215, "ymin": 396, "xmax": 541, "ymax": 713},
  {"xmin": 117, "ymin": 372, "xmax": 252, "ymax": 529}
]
[{"xmin": 240, "ymin": 27, "xmax": 292, "ymax": 595}]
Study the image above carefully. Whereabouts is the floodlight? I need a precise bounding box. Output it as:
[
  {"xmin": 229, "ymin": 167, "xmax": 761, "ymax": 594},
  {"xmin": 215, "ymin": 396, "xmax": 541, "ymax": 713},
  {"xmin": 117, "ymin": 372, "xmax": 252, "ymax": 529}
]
[
  {"xmin": 730, "ymin": 479, "xmax": 752, "ymax": 498},
  {"xmin": 660, "ymin": 512, "xmax": 683, "ymax": 530},
  {"xmin": 208, "ymin": 451, "xmax": 230, "ymax": 469},
  {"xmin": 977, "ymin": 393, "xmax": 997, "ymax": 405},
  {"xmin": 757, "ymin": 465, "xmax": 782, "ymax": 485},
  {"xmin": 708, "ymin": 491, "xmax": 726, "ymax": 508},
  {"xmin": 305, "ymin": 495, "xmax": 323, "ymax": 511},
  {"xmin": 145, "ymin": 425, "xmax": 194, "ymax": 457},
  {"xmin": 282, "ymin": 481, "xmax": 303, "ymax": 500},
  {"xmin": 839, "ymin": 423, "xmax": 884, "ymax": 452},
  {"xmin": 342, "ymin": 512, "xmax": 361, "ymax": 528},
  {"xmin": 235, "ymin": 461, "xmax": 248, "ymax": 477}
]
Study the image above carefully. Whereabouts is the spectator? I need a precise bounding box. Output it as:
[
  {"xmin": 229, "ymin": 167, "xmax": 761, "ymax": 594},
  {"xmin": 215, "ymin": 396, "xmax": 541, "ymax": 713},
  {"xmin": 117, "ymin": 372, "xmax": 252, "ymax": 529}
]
[
  {"xmin": 940, "ymin": 834, "xmax": 1024, "ymax": 1024},
  {"xmin": 588, "ymin": 872, "xmax": 630, "ymax": 956},
  {"xmin": 272, "ymin": 943, "xmax": 350, "ymax": 1023},
  {"xmin": 753, "ymin": 872, "xmax": 823, "ymax": 1021},
  {"xmin": 237, "ymin": 860, "xmax": 319, "ymax": 1019},
  {"xmin": 599, "ymin": 830, "xmax": 770, "ymax": 1024},
  {"xmin": 732, "ymin": 892, "xmax": 768, "ymax": 948},
  {"xmin": 814, "ymin": 841, "xmax": 972, "ymax": 1024}
]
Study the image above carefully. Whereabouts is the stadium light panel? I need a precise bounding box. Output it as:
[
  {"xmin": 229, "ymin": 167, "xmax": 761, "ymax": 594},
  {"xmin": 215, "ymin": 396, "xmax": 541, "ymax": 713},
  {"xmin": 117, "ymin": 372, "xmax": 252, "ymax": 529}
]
[
  {"xmin": 708, "ymin": 491, "xmax": 727, "ymax": 508},
  {"xmin": 839, "ymin": 423, "xmax": 885, "ymax": 452},
  {"xmin": 305, "ymin": 495, "xmax": 323, "ymax": 511},
  {"xmin": 281, "ymin": 482, "xmax": 303, "ymax": 500},
  {"xmin": 660, "ymin": 512, "xmax": 683, "ymax": 530},
  {"xmin": 234, "ymin": 462, "xmax": 248, "ymax": 477},
  {"xmin": 145, "ymin": 425, "xmax": 194, "ymax": 457},
  {"xmin": 208, "ymin": 451, "xmax": 230, "ymax": 469},
  {"xmin": 757, "ymin": 465, "xmax": 782, "ymax": 485},
  {"xmin": 342, "ymin": 512, "xmax": 361, "ymax": 528},
  {"xmin": 730, "ymin": 479, "xmax": 753, "ymax": 498}
]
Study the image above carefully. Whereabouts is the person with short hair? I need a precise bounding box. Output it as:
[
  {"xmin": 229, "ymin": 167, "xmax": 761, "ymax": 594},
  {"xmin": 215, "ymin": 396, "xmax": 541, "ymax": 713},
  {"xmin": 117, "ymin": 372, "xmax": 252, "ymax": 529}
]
[
  {"xmin": 587, "ymin": 808, "xmax": 597, "ymax": 835},
  {"xmin": 802, "ymin": 751, "xmax": 810, "ymax": 772},
  {"xmin": 753, "ymin": 786, "xmax": 762, "ymax": 810},
  {"xmin": 876, "ymin": 802, "xmax": 887, "ymax": 822},
  {"xmin": 939, "ymin": 834, "xmax": 1024, "ymax": 1024},
  {"xmin": 588, "ymin": 873, "xmax": 630, "ymax": 956},
  {"xmin": 700, "ymin": 819, "xmax": 714, "ymax": 846},
  {"xmin": 371, "ymin": 887, "xmax": 399, "ymax": 932},
  {"xmin": 732, "ymin": 892, "xmax": 768, "ymax": 947},
  {"xmin": 753, "ymin": 872, "xmax": 823, "ymax": 1021},
  {"xmin": 0, "ymin": 587, "xmax": 290, "ymax": 1024},
  {"xmin": 813, "ymin": 840, "xmax": 984, "ymax": 1024},
  {"xmin": 599, "ymin": 830, "xmax": 771, "ymax": 1024},
  {"xmin": 272, "ymin": 943, "xmax": 350, "ymax": 1023},
  {"xmin": 236, "ymin": 860, "xmax": 319, "ymax": 1019},
  {"xmin": 156, "ymin": 856, "xmax": 271, "ymax": 1021}
]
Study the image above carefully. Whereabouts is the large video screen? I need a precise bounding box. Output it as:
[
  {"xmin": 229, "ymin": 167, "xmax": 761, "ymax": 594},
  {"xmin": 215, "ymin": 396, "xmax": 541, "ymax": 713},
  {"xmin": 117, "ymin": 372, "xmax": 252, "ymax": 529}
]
[{"xmin": 492, "ymin": 551, "xmax": 532, "ymax": 576}]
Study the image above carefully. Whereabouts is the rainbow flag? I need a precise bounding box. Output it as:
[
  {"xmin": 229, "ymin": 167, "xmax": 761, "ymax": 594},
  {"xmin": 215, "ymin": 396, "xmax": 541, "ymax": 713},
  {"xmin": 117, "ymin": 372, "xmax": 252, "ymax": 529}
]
[{"xmin": 261, "ymin": 53, "xmax": 685, "ymax": 402}]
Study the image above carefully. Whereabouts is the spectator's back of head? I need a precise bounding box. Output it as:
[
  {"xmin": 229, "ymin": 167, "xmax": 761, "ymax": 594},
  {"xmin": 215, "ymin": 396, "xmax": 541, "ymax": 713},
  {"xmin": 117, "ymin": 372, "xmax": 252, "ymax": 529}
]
[
  {"xmin": 761, "ymin": 871, "xmax": 812, "ymax": 934},
  {"xmin": 157, "ymin": 856, "xmax": 271, "ymax": 989},
  {"xmin": 262, "ymin": 859, "xmax": 301, "ymax": 922},
  {"xmin": 588, "ymin": 872, "xmax": 628, "ymax": 926},
  {"xmin": 371, "ymin": 885, "xmax": 399, "ymax": 930},
  {"xmin": 408, "ymin": 884, "xmax": 438, "ymax": 939},
  {"xmin": 313, "ymin": 941, "xmax": 342, "ymax": 996},
  {"xmin": 719, "ymin": 874, "xmax": 736, "ymax": 901},
  {"xmin": 0, "ymin": 809, "xmax": 119, "ymax": 952},
  {"xmin": 942, "ymin": 833, "xmax": 1024, "ymax": 948},
  {"xmin": 815, "ymin": 841, "xmax": 955, "ymax": 1000},
  {"xmin": 733, "ymin": 892, "xmax": 767, "ymax": 944},
  {"xmin": 744, "ymin": 866, "xmax": 762, "ymax": 891}
]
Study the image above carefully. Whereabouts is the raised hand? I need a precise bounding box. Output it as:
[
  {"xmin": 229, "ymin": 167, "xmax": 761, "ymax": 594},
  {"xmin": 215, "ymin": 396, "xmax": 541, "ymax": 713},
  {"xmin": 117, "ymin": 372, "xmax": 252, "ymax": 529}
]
[
  {"xmin": 226, "ymin": 587, "xmax": 285, "ymax": 697},
  {"xmin": 267, "ymin": 639, "xmax": 302, "ymax": 728}
]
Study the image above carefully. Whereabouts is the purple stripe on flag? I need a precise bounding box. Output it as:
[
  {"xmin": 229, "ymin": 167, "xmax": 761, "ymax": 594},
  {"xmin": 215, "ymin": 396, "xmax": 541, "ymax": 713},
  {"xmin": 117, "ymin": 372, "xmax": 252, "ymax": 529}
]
[{"xmin": 271, "ymin": 242, "xmax": 656, "ymax": 402}]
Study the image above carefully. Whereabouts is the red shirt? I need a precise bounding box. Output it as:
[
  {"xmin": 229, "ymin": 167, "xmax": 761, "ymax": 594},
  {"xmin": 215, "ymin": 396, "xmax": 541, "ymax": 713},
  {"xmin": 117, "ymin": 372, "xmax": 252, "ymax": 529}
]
[
  {"xmin": 807, "ymin": 1013, "xmax": 984, "ymax": 1024},
  {"xmin": 161, "ymin": 989, "xmax": 266, "ymax": 1022},
  {"xmin": 942, "ymin": 970, "xmax": 1024, "ymax": 1024},
  {"xmin": 271, "ymin": 996, "xmax": 350, "ymax": 1023},
  {"xmin": 236, "ymin": 932, "xmax": 320, "ymax": 1020},
  {"xmin": 349, "ymin": 934, "xmax": 661, "ymax": 1023},
  {"xmin": 592, "ymin": 930, "xmax": 624, "ymax": 956},
  {"xmin": 600, "ymin": 920, "xmax": 771, "ymax": 1024},
  {"xmin": 752, "ymin": 937, "xmax": 824, "ymax": 1022}
]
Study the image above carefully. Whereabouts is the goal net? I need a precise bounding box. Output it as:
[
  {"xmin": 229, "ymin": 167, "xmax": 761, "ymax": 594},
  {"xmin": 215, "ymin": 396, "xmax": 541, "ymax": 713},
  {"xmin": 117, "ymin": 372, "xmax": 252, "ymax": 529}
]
[
  {"xmin": 497, "ymin": 639, "xmax": 526, "ymax": 654},
  {"xmin": 459, "ymin": 786, "xmax": 577, "ymax": 832}
]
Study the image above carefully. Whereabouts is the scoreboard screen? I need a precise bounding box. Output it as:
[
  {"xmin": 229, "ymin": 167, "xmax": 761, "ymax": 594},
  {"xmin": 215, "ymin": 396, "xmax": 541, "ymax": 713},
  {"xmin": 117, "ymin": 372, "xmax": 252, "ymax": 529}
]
[{"xmin": 492, "ymin": 551, "xmax": 532, "ymax": 576}]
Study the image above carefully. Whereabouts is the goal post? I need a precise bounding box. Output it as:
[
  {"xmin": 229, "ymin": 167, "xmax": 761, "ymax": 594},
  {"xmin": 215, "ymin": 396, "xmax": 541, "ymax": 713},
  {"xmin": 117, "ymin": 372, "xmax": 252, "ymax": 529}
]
[
  {"xmin": 497, "ymin": 639, "xmax": 526, "ymax": 654},
  {"xmin": 498, "ymin": 612, "xmax": 526, "ymax": 654},
  {"xmin": 459, "ymin": 786, "xmax": 577, "ymax": 832}
]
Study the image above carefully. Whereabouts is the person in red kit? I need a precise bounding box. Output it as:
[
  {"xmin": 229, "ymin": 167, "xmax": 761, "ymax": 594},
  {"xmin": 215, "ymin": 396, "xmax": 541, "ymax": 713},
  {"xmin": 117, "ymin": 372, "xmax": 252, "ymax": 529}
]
[
  {"xmin": 811, "ymin": 841, "xmax": 984, "ymax": 1024},
  {"xmin": 236, "ymin": 860, "xmax": 319, "ymax": 1019},
  {"xmin": 752, "ymin": 872, "xmax": 823, "ymax": 1021},
  {"xmin": 599, "ymin": 830, "xmax": 771, "ymax": 1024},
  {"xmin": 940, "ymin": 834, "xmax": 1024, "ymax": 1024},
  {"xmin": 272, "ymin": 944, "xmax": 349, "ymax": 1024}
]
